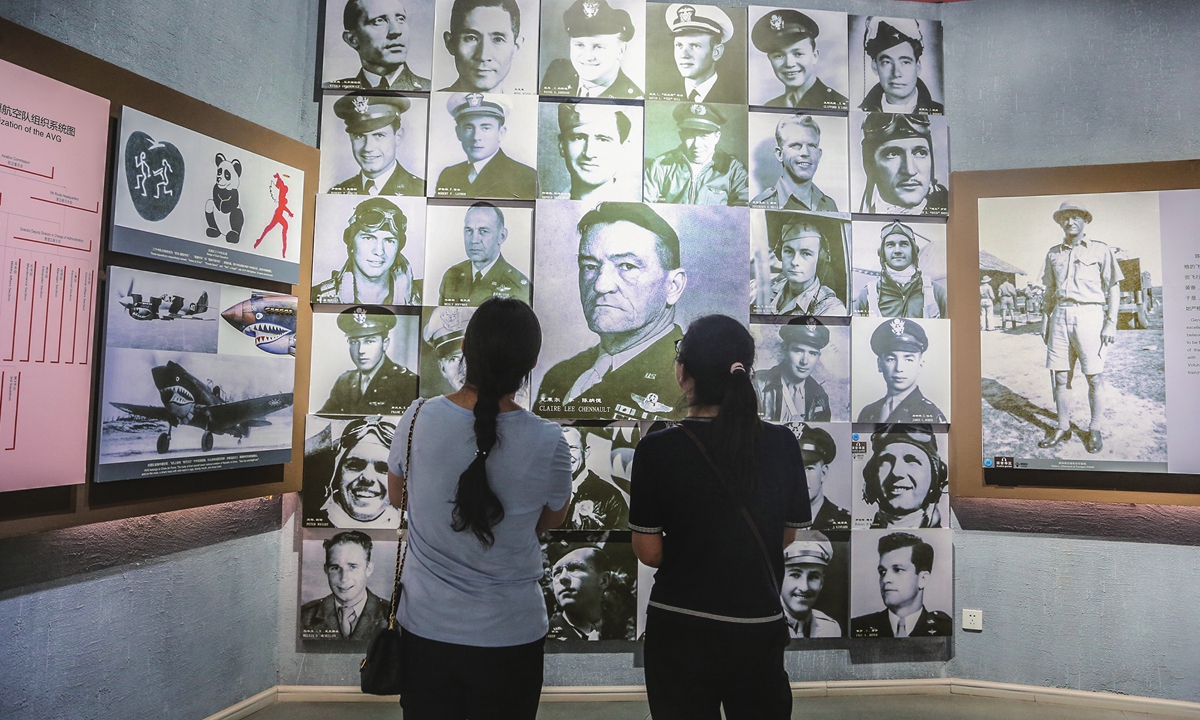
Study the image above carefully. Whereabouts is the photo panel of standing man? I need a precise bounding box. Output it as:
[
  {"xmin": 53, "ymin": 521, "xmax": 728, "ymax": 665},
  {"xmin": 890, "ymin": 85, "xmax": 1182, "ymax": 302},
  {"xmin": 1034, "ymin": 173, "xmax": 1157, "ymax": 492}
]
[
  {"xmin": 418, "ymin": 306, "xmax": 476, "ymax": 398},
  {"xmin": 851, "ymin": 317, "xmax": 951, "ymax": 424},
  {"xmin": 750, "ymin": 210, "xmax": 850, "ymax": 316},
  {"xmin": 539, "ymin": 0, "xmax": 646, "ymax": 99},
  {"xmin": 431, "ymin": 0, "xmax": 540, "ymax": 95},
  {"xmin": 322, "ymin": 0, "xmax": 434, "ymax": 91},
  {"xmin": 645, "ymin": 3, "xmax": 746, "ymax": 104},
  {"xmin": 852, "ymin": 425, "xmax": 949, "ymax": 529},
  {"xmin": 300, "ymin": 529, "xmax": 399, "ymax": 642},
  {"xmin": 537, "ymin": 101, "xmax": 644, "ymax": 203},
  {"xmin": 785, "ymin": 421, "xmax": 852, "ymax": 531},
  {"xmin": 850, "ymin": 112, "xmax": 949, "ymax": 217},
  {"xmin": 851, "ymin": 219, "xmax": 947, "ymax": 318},
  {"xmin": 532, "ymin": 200, "xmax": 750, "ymax": 420},
  {"xmin": 424, "ymin": 201, "xmax": 533, "ymax": 307},
  {"xmin": 849, "ymin": 528, "xmax": 952, "ymax": 638},
  {"xmin": 311, "ymin": 194, "xmax": 426, "ymax": 305},
  {"xmin": 320, "ymin": 93, "xmax": 428, "ymax": 197},
  {"xmin": 303, "ymin": 415, "xmax": 403, "ymax": 529},
  {"xmin": 309, "ymin": 306, "xmax": 421, "ymax": 416},
  {"xmin": 750, "ymin": 318, "xmax": 850, "ymax": 423},
  {"xmin": 747, "ymin": 7, "xmax": 848, "ymax": 111},
  {"xmin": 748, "ymin": 111, "xmax": 849, "ymax": 213},
  {"xmin": 428, "ymin": 91, "xmax": 539, "ymax": 200},
  {"xmin": 780, "ymin": 530, "xmax": 849, "ymax": 639},
  {"xmin": 849, "ymin": 16, "xmax": 944, "ymax": 114},
  {"xmin": 643, "ymin": 101, "xmax": 749, "ymax": 206}
]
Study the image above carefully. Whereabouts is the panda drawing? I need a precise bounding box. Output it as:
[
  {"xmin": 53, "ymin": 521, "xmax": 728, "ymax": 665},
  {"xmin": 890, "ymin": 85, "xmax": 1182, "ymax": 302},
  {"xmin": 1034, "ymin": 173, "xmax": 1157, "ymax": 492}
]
[{"xmin": 205, "ymin": 153, "xmax": 245, "ymax": 243}]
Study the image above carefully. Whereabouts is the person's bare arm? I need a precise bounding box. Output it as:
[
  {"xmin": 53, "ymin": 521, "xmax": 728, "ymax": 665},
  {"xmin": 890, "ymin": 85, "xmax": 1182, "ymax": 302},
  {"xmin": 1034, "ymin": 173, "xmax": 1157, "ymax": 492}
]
[
  {"xmin": 783, "ymin": 527, "xmax": 797, "ymax": 548},
  {"xmin": 632, "ymin": 531, "xmax": 664, "ymax": 568},
  {"xmin": 1102, "ymin": 283, "xmax": 1120, "ymax": 346},
  {"xmin": 536, "ymin": 500, "xmax": 570, "ymax": 534}
]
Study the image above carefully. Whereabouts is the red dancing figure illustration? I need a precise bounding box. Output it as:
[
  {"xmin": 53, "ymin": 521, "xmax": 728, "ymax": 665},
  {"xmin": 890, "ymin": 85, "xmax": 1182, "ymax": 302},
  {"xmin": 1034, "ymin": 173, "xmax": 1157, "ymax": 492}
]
[{"xmin": 255, "ymin": 173, "xmax": 293, "ymax": 257}]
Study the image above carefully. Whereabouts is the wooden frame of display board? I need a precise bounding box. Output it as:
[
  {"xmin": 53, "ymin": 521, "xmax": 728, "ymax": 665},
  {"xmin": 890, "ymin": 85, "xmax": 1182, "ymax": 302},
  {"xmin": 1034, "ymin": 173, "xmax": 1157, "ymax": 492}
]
[{"xmin": 0, "ymin": 19, "xmax": 317, "ymax": 539}]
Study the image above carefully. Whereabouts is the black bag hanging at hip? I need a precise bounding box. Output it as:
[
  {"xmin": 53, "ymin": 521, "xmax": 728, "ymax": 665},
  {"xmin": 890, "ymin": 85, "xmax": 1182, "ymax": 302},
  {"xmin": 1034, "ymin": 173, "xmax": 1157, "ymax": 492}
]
[{"xmin": 360, "ymin": 398, "xmax": 426, "ymax": 696}]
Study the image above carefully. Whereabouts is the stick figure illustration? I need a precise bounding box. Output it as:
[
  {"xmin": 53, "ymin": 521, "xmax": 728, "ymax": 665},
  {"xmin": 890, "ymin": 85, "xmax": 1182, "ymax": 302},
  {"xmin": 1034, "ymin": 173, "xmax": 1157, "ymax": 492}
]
[
  {"xmin": 254, "ymin": 173, "xmax": 293, "ymax": 257},
  {"xmin": 153, "ymin": 159, "xmax": 174, "ymax": 198},
  {"xmin": 133, "ymin": 152, "xmax": 152, "ymax": 196}
]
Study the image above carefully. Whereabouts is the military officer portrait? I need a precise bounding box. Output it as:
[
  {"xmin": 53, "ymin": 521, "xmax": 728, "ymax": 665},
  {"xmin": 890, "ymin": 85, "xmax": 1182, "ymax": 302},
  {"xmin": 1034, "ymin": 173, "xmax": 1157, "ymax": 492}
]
[
  {"xmin": 852, "ymin": 424, "xmax": 949, "ymax": 530},
  {"xmin": 537, "ymin": 101, "xmax": 644, "ymax": 203},
  {"xmin": 851, "ymin": 219, "xmax": 947, "ymax": 319},
  {"xmin": 532, "ymin": 200, "xmax": 750, "ymax": 420},
  {"xmin": 539, "ymin": 0, "xmax": 645, "ymax": 99},
  {"xmin": 431, "ymin": 0, "xmax": 538, "ymax": 95},
  {"xmin": 750, "ymin": 210, "xmax": 850, "ymax": 316},
  {"xmin": 561, "ymin": 425, "xmax": 630, "ymax": 530},
  {"xmin": 852, "ymin": 317, "xmax": 950, "ymax": 425},
  {"xmin": 419, "ymin": 306, "xmax": 476, "ymax": 397},
  {"xmin": 750, "ymin": 319, "xmax": 850, "ymax": 423},
  {"xmin": 748, "ymin": 112, "xmax": 850, "ymax": 213},
  {"xmin": 311, "ymin": 195, "xmax": 425, "ymax": 306},
  {"xmin": 643, "ymin": 101, "xmax": 749, "ymax": 206},
  {"xmin": 322, "ymin": 0, "xmax": 433, "ymax": 91},
  {"xmin": 747, "ymin": 7, "xmax": 848, "ymax": 111},
  {"xmin": 429, "ymin": 91, "xmax": 539, "ymax": 200},
  {"xmin": 542, "ymin": 541, "xmax": 637, "ymax": 641},
  {"xmin": 789, "ymin": 423, "xmax": 852, "ymax": 532},
  {"xmin": 424, "ymin": 201, "xmax": 532, "ymax": 307},
  {"xmin": 302, "ymin": 416, "xmax": 402, "ymax": 529},
  {"xmin": 321, "ymin": 94, "xmax": 427, "ymax": 197},
  {"xmin": 781, "ymin": 531, "xmax": 849, "ymax": 639},
  {"xmin": 310, "ymin": 306, "xmax": 421, "ymax": 416},
  {"xmin": 300, "ymin": 529, "xmax": 398, "ymax": 641},
  {"xmin": 850, "ymin": 529, "xmax": 952, "ymax": 638},
  {"xmin": 852, "ymin": 112, "xmax": 949, "ymax": 217},
  {"xmin": 850, "ymin": 16, "xmax": 944, "ymax": 115},
  {"xmin": 644, "ymin": 3, "xmax": 746, "ymax": 104}
]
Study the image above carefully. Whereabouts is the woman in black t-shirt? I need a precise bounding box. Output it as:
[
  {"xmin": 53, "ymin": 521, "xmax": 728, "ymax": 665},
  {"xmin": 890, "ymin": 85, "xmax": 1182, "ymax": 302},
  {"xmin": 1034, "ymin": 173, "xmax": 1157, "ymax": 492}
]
[{"xmin": 630, "ymin": 314, "xmax": 812, "ymax": 720}]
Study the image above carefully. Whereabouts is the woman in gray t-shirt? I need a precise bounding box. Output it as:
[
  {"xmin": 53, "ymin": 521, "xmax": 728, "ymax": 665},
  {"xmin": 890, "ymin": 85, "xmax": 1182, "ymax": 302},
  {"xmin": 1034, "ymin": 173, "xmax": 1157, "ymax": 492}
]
[{"xmin": 387, "ymin": 298, "xmax": 572, "ymax": 719}]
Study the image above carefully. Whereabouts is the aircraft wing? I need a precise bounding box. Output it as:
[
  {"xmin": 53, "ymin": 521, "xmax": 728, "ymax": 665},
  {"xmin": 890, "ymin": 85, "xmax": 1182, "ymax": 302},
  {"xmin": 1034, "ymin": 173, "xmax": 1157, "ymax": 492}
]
[
  {"xmin": 207, "ymin": 392, "xmax": 294, "ymax": 432},
  {"xmin": 110, "ymin": 402, "xmax": 175, "ymax": 423}
]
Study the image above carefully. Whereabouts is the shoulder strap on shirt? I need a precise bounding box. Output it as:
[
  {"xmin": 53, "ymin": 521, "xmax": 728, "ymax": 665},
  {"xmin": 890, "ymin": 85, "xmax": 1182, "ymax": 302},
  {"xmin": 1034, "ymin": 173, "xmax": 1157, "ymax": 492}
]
[
  {"xmin": 387, "ymin": 397, "xmax": 426, "ymax": 629},
  {"xmin": 676, "ymin": 422, "xmax": 781, "ymax": 599}
]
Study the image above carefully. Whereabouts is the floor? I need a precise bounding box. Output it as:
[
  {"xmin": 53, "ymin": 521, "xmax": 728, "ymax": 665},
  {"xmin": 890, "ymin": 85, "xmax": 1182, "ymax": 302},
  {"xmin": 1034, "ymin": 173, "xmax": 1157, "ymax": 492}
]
[{"xmin": 242, "ymin": 696, "xmax": 1196, "ymax": 719}]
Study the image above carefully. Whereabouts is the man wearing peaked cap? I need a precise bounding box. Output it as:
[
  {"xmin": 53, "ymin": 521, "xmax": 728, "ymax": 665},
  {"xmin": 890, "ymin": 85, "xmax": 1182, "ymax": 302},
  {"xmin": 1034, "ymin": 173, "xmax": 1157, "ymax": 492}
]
[
  {"xmin": 554, "ymin": 103, "xmax": 638, "ymax": 202},
  {"xmin": 755, "ymin": 318, "xmax": 832, "ymax": 423},
  {"xmin": 320, "ymin": 305, "xmax": 419, "ymax": 415},
  {"xmin": 796, "ymin": 425, "xmax": 851, "ymax": 531},
  {"xmin": 653, "ymin": 4, "xmax": 743, "ymax": 104},
  {"xmin": 858, "ymin": 112, "xmax": 947, "ymax": 216},
  {"xmin": 752, "ymin": 9, "xmax": 848, "ymax": 111},
  {"xmin": 857, "ymin": 317, "xmax": 946, "ymax": 424},
  {"xmin": 782, "ymin": 532, "xmax": 843, "ymax": 638},
  {"xmin": 423, "ymin": 306, "xmax": 472, "ymax": 392},
  {"xmin": 540, "ymin": 0, "xmax": 644, "ymax": 98},
  {"xmin": 852, "ymin": 220, "xmax": 947, "ymax": 318},
  {"xmin": 330, "ymin": 94, "xmax": 425, "ymax": 196},
  {"xmin": 435, "ymin": 92, "xmax": 537, "ymax": 199},
  {"xmin": 859, "ymin": 17, "xmax": 943, "ymax": 114},
  {"xmin": 644, "ymin": 102, "xmax": 749, "ymax": 206}
]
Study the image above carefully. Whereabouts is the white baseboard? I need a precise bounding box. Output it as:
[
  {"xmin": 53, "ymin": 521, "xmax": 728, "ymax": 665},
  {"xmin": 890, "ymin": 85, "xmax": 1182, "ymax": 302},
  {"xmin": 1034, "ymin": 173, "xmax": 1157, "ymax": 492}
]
[{"xmin": 207, "ymin": 679, "xmax": 1200, "ymax": 718}]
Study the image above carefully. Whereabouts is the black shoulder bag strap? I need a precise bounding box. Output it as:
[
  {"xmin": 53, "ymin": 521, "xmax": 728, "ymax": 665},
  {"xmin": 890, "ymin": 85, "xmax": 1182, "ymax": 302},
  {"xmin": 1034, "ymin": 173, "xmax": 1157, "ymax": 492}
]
[
  {"xmin": 676, "ymin": 422, "xmax": 780, "ymax": 599},
  {"xmin": 387, "ymin": 397, "xmax": 426, "ymax": 627}
]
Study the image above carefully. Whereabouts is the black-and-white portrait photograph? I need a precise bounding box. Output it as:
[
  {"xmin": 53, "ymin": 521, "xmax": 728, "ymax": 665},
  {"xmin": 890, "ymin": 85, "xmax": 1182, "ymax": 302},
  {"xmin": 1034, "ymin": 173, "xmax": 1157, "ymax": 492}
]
[
  {"xmin": 852, "ymin": 317, "xmax": 950, "ymax": 424},
  {"xmin": 303, "ymin": 415, "xmax": 402, "ymax": 529},
  {"xmin": 645, "ymin": 3, "xmax": 746, "ymax": 104},
  {"xmin": 537, "ymin": 101, "xmax": 644, "ymax": 203},
  {"xmin": 321, "ymin": 0, "xmax": 435, "ymax": 92},
  {"xmin": 539, "ymin": 0, "xmax": 646, "ymax": 99},
  {"xmin": 748, "ymin": 111, "xmax": 849, "ymax": 213},
  {"xmin": 750, "ymin": 319, "xmax": 850, "ymax": 423},
  {"xmin": 978, "ymin": 192, "xmax": 1166, "ymax": 466},
  {"xmin": 780, "ymin": 530, "xmax": 849, "ymax": 639},
  {"xmin": 424, "ymin": 201, "xmax": 533, "ymax": 307},
  {"xmin": 428, "ymin": 91, "xmax": 539, "ymax": 200},
  {"xmin": 541, "ymin": 538, "xmax": 637, "ymax": 641},
  {"xmin": 643, "ymin": 101, "xmax": 749, "ymax": 206},
  {"xmin": 848, "ymin": 16, "xmax": 943, "ymax": 115},
  {"xmin": 319, "ymin": 93, "xmax": 428, "ymax": 197},
  {"xmin": 309, "ymin": 306, "xmax": 421, "ymax": 416},
  {"xmin": 850, "ymin": 112, "xmax": 949, "ymax": 217},
  {"xmin": 750, "ymin": 210, "xmax": 850, "ymax": 316},
  {"xmin": 300, "ymin": 529, "xmax": 400, "ymax": 642},
  {"xmin": 747, "ymin": 7, "xmax": 847, "ymax": 111},
  {"xmin": 311, "ymin": 194, "xmax": 426, "ymax": 305},
  {"xmin": 851, "ymin": 219, "xmax": 946, "ymax": 319},
  {"xmin": 431, "ymin": 0, "xmax": 540, "ymax": 95},
  {"xmin": 556, "ymin": 423, "xmax": 637, "ymax": 531},
  {"xmin": 852, "ymin": 425, "xmax": 949, "ymax": 529},
  {"xmin": 419, "ymin": 306, "xmax": 476, "ymax": 397},
  {"xmin": 785, "ymin": 422, "xmax": 852, "ymax": 532},
  {"xmin": 531, "ymin": 200, "xmax": 751, "ymax": 420},
  {"xmin": 850, "ymin": 528, "xmax": 952, "ymax": 638}
]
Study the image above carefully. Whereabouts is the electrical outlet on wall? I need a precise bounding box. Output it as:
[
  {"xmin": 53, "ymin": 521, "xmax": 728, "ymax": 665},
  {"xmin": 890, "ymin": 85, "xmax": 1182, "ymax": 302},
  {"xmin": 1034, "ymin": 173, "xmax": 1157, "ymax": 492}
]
[{"xmin": 962, "ymin": 609, "xmax": 983, "ymax": 632}]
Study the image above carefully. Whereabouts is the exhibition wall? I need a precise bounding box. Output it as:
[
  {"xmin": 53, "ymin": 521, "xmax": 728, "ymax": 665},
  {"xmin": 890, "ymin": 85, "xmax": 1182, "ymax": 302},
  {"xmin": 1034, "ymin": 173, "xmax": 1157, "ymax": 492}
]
[{"xmin": 5, "ymin": 1, "xmax": 1200, "ymax": 719}]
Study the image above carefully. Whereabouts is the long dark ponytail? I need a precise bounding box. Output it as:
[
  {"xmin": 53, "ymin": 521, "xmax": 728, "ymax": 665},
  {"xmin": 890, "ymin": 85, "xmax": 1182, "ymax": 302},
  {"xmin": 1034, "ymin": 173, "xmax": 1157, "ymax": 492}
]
[
  {"xmin": 675, "ymin": 314, "xmax": 761, "ymax": 496},
  {"xmin": 452, "ymin": 298, "xmax": 542, "ymax": 546}
]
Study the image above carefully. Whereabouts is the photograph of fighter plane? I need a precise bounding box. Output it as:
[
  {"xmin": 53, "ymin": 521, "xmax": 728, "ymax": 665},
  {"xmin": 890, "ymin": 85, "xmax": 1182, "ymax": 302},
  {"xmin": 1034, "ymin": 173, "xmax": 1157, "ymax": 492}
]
[
  {"xmin": 221, "ymin": 292, "xmax": 298, "ymax": 356},
  {"xmin": 117, "ymin": 277, "xmax": 213, "ymax": 321}
]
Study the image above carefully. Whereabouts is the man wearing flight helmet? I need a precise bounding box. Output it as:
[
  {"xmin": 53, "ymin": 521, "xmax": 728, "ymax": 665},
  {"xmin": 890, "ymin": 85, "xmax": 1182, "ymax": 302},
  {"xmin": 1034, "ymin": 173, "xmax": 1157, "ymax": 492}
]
[
  {"xmin": 858, "ymin": 112, "xmax": 947, "ymax": 216},
  {"xmin": 317, "ymin": 416, "xmax": 401, "ymax": 528},
  {"xmin": 861, "ymin": 425, "xmax": 947, "ymax": 529},
  {"xmin": 756, "ymin": 211, "xmax": 848, "ymax": 316},
  {"xmin": 312, "ymin": 198, "xmax": 421, "ymax": 305},
  {"xmin": 852, "ymin": 220, "xmax": 946, "ymax": 318},
  {"xmin": 858, "ymin": 17, "xmax": 943, "ymax": 114}
]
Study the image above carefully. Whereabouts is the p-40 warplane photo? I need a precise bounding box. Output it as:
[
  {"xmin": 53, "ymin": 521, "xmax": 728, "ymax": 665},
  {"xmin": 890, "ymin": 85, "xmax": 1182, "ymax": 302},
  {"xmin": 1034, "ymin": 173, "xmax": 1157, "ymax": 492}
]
[
  {"xmin": 221, "ymin": 292, "xmax": 298, "ymax": 356},
  {"xmin": 118, "ymin": 278, "xmax": 212, "ymax": 322}
]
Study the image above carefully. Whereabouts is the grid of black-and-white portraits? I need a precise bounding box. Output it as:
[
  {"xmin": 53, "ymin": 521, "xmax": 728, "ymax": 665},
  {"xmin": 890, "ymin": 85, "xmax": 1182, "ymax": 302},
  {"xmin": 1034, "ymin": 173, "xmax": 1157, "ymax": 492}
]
[{"xmin": 301, "ymin": 0, "xmax": 953, "ymax": 647}]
